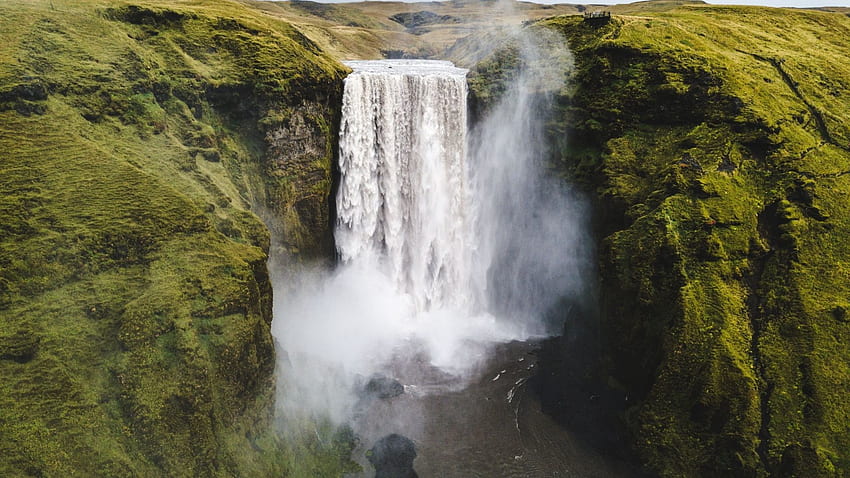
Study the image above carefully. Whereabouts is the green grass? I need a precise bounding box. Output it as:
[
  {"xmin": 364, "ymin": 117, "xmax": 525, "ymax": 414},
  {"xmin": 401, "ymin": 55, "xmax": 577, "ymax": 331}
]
[
  {"xmin": 0, "ymin": 0, "xmax": 351, "ymax": 475},
  {"xmin": 512, "ymin": 5, "xmax": 850, "ymax": 476}
]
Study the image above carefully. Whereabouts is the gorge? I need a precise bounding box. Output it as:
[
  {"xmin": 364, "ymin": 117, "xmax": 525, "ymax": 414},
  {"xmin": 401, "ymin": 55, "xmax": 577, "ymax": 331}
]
[
  {"xmin": 2, "ymin": 1, "xmax": 850, "ymax": 477},
  {"xmin": 274, "ymin": 56, "xmax": 596, "ymax": 475}
]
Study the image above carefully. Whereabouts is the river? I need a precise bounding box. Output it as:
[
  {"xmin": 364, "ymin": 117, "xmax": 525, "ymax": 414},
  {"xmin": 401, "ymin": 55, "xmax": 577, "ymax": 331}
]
[{"xmin": 348, "ymin": 339, "xmax": 640, "ymax": 477}]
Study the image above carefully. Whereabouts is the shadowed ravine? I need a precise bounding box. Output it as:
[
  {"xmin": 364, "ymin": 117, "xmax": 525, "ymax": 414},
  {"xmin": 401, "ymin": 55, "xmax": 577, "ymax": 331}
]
[
  {"xmin": 275, "ymin": 57, "xmax": 608, "ymax": 476},
  {"xmin": 348, "ymin": 340, "xmax": 638, "ymax": 477}
]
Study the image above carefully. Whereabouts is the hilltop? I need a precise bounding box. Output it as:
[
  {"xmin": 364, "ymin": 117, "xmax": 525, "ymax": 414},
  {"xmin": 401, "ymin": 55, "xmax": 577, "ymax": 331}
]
[{"xmin": 241, "ymin": 0, "xmax": 581, "ymax": 63}]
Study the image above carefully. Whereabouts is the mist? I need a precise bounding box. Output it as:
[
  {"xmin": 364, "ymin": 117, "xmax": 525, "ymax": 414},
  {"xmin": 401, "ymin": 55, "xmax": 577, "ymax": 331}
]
[
  {"xmin": 469, "ymin": 26, "xmax": 589, "ymax": 336},
  {"xmin": 270, "ymin": 16, "xmax": 591, "ymax": 436}
]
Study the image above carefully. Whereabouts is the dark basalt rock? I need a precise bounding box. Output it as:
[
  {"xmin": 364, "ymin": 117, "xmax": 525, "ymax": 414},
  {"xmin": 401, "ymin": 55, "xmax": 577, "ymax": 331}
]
[
  {"xmin": 677, "ymin": 151, "xmax": 703, "ymax": 172},
  {"xmin": 363, "ymin": 375, "xmax": 404, "ymax": 399},
  {"xmin": 832, "ymin": 305, "xmax": 848, "ymax": 323},
  {"xmin": 367, "ymin": 434, "xmax": 418, "ymax": 478},
  {"xmin": 717, "ymin": 154, "xmax": 737, "ymax": 172}
]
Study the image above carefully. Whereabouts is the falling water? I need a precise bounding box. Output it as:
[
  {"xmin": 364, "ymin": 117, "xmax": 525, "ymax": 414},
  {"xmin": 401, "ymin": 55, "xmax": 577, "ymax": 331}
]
[
  {"xmin": 336, "ymin": 60, "xmax": 475, "ymax": 313},
  {"xmin": 274, "ymin": 60, "xmax": 518, "ymax": 426},
  {"xmin": 336, "ymin": 49, "xmax": 585, "ymax": 340},
  {"xmin": 469, "ymin": 29, "xmax": 586, "ymax": 336},
  {"xmin": 270, "ymin": 42, "xmax": 634, "ymax": 476},
  {"xmin": 275, "ymin": 45, "xmax": 590, "ymax": 443}
]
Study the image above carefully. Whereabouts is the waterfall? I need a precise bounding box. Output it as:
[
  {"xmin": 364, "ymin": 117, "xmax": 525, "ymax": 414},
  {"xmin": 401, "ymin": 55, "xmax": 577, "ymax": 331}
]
[
  {"xmin": 274, "ymin": 53, "xmax": 588, "ymax": 425},
  {"xmin": 336, "ymin": 60, "xmax": 474, "ymax": 313},
  {"xmin": 468, "ymin": 30, "xmax": 584, "ymax": 335}
]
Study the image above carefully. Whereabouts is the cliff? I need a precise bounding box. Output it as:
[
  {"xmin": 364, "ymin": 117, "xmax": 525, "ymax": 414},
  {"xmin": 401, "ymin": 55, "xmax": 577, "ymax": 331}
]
[
  {"xmin": 5, "ymin": 0, "xmax": 850, "ymax": 476},
  {"xmin": 0, "ymin": 0, "xmax": 348, "ymax": 475},
  {"xmin": 527, "ymin": 5, "xmax": 850, "ymax": 476}
]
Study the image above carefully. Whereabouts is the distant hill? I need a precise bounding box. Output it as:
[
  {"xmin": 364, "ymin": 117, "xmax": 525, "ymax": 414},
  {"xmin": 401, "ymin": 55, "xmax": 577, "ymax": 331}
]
[{"xmin": 243, "ymin": 0, "xmax": 582, "ymax": 62}]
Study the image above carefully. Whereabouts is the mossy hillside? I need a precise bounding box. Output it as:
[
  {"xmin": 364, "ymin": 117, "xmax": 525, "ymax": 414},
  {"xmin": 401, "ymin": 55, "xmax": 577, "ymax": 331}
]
[
  {"xmin": 529, "ymin": 6, "xmax": 850, "ymax": 476},
  {"xmin": 0, "ymin": 0, "xmax": 351, "ymax": 476}
]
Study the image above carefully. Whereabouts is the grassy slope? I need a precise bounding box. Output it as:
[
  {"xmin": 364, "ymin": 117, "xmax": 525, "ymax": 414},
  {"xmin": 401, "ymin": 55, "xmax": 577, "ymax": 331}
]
[
  {"xmin": 0, "ymin": 0, "xmax": 352, "ymax": 476},
  {"xmin": 531, "ymin": 4, "xmax": 850, "ymax": 476}
]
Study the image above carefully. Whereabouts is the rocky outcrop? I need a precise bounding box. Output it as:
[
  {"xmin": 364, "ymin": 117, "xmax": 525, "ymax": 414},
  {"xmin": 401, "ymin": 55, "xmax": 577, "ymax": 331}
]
[
  {"xmin": 368, "ymin": 434, "xmax": 419, "ymax": 478},
  {"xmin": 362, "ymin": 375, "xmax": 405, "ymax": 400},
  {"xmin": 389, "ymin": 11, "xmax": 461, "ymax": 29},
  {"xmin": 262, "ymin": 98, "xmax": 342, "ymax": 259}
]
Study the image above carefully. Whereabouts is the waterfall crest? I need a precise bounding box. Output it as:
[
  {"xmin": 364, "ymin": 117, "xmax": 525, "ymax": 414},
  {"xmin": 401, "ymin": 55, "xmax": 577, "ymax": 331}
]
[{"xmin": 337, "ymin": 60, "xmax": 474, "ymax": 313}]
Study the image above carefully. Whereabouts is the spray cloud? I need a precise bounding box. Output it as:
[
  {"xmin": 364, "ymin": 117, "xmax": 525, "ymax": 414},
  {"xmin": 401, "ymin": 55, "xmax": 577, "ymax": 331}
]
[{"xmin": 272, "ymin": 21, "xmax": 589, "ymax": 429}]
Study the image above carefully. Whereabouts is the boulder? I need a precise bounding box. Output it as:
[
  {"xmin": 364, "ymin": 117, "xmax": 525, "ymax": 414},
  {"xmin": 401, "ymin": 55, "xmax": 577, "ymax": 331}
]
[
  {"xmin": 367, "ymin": 434, "xmax": 418, "ymax": 478},
  {"xmin": 363, "ymin": 375, "xmax": 404, "ymax": 399}
]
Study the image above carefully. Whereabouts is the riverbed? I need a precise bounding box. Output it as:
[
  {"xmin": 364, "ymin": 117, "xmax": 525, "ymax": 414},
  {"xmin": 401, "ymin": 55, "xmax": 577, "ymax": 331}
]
[{"xmin": 347, "ymin": 339, "xmax": 640, "ymax": 477}]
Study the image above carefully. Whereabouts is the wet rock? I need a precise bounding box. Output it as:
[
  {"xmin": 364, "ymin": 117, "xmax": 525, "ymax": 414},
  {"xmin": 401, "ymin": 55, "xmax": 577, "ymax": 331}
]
[
  {"xmin": 367, "ymin": 434, "xmax": 418, "ymax": 478},
  {"xmin": 364, "ymin": 375, "xmax": 404, "ymax": 399}
]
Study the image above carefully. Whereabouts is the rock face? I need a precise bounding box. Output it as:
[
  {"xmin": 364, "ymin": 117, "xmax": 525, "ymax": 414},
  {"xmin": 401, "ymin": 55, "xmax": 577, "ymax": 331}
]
[
  {"xmin": 368, "ymin": 434, "xmax": 419, "ymax": 478},
  {"xmin": 472, "ymin": 6, "xmax": 850, "ymax": 477},
  {"xmin": 262, "ymin": 98, "xmax": 342, "ymax": 259},
  {"xmin": 0, "ymin": 1, "xmax": 346, "ymax": 476},
  {"xmin": 363, "ymin": 375, "xmax": 405, "ymax": 400}
]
